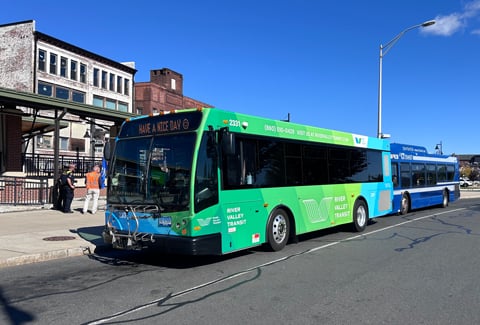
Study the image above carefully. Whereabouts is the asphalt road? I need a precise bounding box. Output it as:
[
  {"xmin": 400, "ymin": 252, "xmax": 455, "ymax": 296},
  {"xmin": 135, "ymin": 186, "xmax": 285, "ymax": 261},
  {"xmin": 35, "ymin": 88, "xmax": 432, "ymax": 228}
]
[{"xmin": 1, "ymin": 198, "xmax": 479, "ymax": 324}]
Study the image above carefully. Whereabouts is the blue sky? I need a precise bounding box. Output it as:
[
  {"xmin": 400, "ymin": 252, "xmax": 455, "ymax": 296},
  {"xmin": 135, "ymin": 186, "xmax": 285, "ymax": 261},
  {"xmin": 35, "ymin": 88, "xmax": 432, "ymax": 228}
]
[{"xmin": 2, "ymin": 1, "xmax": 479, "ymax": 155}]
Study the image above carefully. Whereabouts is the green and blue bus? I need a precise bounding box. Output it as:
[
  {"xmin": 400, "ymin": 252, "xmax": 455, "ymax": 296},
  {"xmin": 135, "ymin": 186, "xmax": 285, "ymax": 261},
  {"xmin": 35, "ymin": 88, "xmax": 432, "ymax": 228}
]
[
  {"xmin": 390, "ymin": 143, "xmax": 460, "ymax": 215},
  {"xmin": 102, "ymin": 108, "xmax": 393, "ymax": 255}
]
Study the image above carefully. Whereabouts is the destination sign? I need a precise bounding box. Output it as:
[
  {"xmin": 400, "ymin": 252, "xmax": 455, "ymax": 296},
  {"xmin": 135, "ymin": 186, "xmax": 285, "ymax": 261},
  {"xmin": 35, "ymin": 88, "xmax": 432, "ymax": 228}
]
[{"xmin": 119, "ymin": 111, "xmax": 203, "ymax": 138}]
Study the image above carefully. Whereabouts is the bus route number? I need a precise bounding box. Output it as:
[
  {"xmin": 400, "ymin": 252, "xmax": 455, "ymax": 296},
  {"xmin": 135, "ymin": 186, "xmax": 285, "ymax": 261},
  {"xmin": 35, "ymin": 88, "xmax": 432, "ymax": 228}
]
[{"xmin": 229, "ymin": 119, "xmax": 240, "ymax": 127}]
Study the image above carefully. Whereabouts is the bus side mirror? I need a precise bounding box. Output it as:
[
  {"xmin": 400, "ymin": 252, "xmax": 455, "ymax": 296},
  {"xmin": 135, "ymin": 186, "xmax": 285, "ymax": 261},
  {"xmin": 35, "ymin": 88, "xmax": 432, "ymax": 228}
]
[
  {"xmin": 221, "ymin": 130, "xmax": 236, "ymax": 155},
  {"xmin": 206, "ymin": 130, "xmax": 217, "ymax": 159},
  {"xmin": 103, "ymin": 141, "xmax": 111, "ymax": 161}
]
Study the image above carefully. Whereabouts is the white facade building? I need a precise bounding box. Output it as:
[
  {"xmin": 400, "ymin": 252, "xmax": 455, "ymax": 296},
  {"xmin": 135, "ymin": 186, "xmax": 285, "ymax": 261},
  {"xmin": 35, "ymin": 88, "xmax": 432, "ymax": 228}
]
[{"xmin": 0, "ymin": 20, "xmax": 136, "ymax": 160}]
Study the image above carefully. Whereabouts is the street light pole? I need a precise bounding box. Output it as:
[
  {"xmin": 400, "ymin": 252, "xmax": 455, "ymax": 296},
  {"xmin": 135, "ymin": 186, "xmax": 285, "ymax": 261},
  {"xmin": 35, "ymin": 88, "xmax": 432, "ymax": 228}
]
[
  {"xmin": 377, "ymin": 20, "xmax": 435, "ymax": 138},
  {"xmin": 90, "ymin": 119, "xmax": 95, "ymax": 165},
  {"xmin": 435, "ymin": 141, "xmax": 443, "ymax": 155}
]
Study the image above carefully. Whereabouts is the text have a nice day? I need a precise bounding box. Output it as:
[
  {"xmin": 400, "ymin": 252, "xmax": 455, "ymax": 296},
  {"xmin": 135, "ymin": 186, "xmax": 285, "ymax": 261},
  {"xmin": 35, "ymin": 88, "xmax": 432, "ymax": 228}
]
[{"xmin": 138, "ymin": 119, "xmax": 184, "ymax": 135}]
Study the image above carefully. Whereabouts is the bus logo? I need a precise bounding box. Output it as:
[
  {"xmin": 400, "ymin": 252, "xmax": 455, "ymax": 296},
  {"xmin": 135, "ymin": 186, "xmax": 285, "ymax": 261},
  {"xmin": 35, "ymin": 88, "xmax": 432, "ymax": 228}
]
[
  {"xmin": 302, "ymin": 198, "xmax": 331, "ymax": 223},
  {"xmin": 353, "ymin": 134, "xmax": 368, "ymax": 147}
]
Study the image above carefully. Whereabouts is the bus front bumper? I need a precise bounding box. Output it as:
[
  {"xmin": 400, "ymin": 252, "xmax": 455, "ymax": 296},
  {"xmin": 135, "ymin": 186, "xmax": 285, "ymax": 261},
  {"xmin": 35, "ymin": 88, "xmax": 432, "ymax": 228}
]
[{"xmin": 102, "ymin": 227, "xmax": 222, "ymax": 255}]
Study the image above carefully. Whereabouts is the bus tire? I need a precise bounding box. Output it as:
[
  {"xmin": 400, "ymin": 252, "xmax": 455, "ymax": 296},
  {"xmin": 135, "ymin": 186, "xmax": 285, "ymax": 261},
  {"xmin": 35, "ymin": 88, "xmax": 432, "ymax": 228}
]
[
  {"xmin": 266, "ymin": 208, "xmax": 290, "ymax": 251},
  {"xmin": 441, "ymin": 190, "xmax": 449, "ymax": 208},
  {"xmin": 352, "ymin": 200, "xmax": 368, "ymax": 232},
  {"xmin": 400, "ymin": 194, "xmax": 409, "ymax": 215}
]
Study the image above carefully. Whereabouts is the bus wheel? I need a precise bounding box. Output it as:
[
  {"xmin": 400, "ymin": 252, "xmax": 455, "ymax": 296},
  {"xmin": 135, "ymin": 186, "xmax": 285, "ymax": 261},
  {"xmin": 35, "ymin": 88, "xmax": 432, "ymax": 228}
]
[
  {"xmin": 441, "ymin": 190, "xmax": 449, "ymax": 208},
  {"xmin": 266, "ymin": 209, "xmax": 290, "ymax": 251},
  {"xmin": 400, "ymin": 194, "xmax": 409, "ymax": 215},
  {"xmin": 352, "ymin": 200, "xmax": 368, "ymax": 232}
]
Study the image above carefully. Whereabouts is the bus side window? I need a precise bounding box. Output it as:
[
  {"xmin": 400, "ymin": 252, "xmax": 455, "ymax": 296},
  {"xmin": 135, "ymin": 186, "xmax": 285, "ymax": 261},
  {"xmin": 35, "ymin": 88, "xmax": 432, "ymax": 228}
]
[
  {"xmin": 412, "ymin": 163, "xmax": 425, "ymax": 187},
  {"xmin": 391, "ymin": 162, "xmax": 399, "ymax": 188},
  {"xmin": 194, "ymin": 133, "xmax": 219, "ymax": 212},
  {"xmin": 414, "ymin": 173, "xmax": 424, "ymax": 186},
  {"xmin": 225, "ymin": 154, "xmax": 241, "ymax": 186},
  {"xmin": 222, "ymin": 137, "xmax": 257, "ymax": 188},
  {"xmin": 400, "ymin": 163, "xmax": 411, "ymax": 188}
]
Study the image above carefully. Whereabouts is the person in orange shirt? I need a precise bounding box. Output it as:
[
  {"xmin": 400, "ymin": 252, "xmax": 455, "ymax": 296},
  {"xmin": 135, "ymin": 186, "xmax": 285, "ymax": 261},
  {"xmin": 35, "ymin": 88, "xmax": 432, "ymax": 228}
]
[{"xmin": 83, "ymin": 165, "xmax": 101, "ymax": 214}]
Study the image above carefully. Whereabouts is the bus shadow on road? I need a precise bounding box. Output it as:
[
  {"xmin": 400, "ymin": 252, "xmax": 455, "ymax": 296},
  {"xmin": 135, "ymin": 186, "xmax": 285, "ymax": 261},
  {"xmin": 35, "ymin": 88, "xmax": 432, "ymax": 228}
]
[
  {"xmin": 295, "ymin": 219, "xmax": 378, "ymax": 244},
  {"xmin": 71, "ymin": 225, "xmax": 238, "ymax": 268},
  {"xmin": 78, "ymin": 220, "xmax": 383, "ymax": 269},
  {"xmin": 85, "ymin": 243, "xmax": 253, "ymax": 269}
]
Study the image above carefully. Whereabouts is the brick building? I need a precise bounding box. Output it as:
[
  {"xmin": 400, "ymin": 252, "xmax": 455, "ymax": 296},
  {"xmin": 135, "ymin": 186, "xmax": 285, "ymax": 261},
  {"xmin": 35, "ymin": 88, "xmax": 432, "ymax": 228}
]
[{"xmin": 135, "ymin": 68, "xmax": 212, "ymax": 115}]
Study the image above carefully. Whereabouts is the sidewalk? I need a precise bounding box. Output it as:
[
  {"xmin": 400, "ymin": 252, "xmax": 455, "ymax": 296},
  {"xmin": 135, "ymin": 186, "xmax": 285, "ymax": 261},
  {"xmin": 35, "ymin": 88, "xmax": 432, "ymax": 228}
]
[
  {"xmin": 0, "ymin": 198, "xmax": 110, "ymax": 268},
  {"xmin": 1, "ymin": 191, "xmax": 480, "ymax": 269}
]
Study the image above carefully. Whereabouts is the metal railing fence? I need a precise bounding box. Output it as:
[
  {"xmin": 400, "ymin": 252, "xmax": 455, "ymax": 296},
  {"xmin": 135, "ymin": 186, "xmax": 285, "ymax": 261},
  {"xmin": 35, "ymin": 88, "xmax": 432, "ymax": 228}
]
[
  {"xmin": 23, "ymin": 153, "xmax": 100, "ymax": 178},
  {"xmin": 0, "ymin": 154, "xmax": 101, "ymax": 205},
  {"xmin": 0, "ymin": 177, "xmax": 49, "ymax": 206}
]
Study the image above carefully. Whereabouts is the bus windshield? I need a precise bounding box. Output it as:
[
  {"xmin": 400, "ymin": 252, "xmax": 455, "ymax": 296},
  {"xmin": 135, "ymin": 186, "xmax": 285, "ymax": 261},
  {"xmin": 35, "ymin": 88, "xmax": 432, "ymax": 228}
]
[{"xmin": 108, "ymin": 133, "xmax": 196, "ymax": 212}]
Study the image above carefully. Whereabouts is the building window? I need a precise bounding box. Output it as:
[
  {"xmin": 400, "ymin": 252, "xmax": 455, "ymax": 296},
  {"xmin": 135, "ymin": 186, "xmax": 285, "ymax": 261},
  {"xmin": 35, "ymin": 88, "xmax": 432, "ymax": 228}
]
[
  {"xmin": 106, "ymin": 98, "xmax": 116, "ymax": 110},
  {"xmin": 109, "ymin": 73, "xmax": 115, "ymax": 91},
  {"xmin": 38, "ymin": 82, "xmax": 53, "ymax": 96},
  {"xmin": 93, "ymin": 68, "xmax": 99, "ymax": 87},
  {"xmin": 44, "ymin": 136, "xmax": 52, "ymax": 148},
  {"xmin": 38, "ymin": 82, "xmax": 84, "ymax": 103},
  {"xmin": 118, "ymin": 102, "xmax": 128, "ymax": 112},
  {"xmin": 72, "ymin": 91, "xmax": 85, "ymax": 103},
  {"xmin": 49, "ymin": 53, "xmax": 57, "ymax": 74},
  {"xmin": 124, "ymin": 78, "xmax": 129, "ymax": 95},
  {"xmin": 171, "ymin": 78, "xmax": 176, "ymax": 90},
  {"xmin": 117, "ymin": 76, "xmax": 122, "ymax": 93},
  {"xmin": 60, "ymin": 57, "xmax": 67, "ymax": 77},
  {"xmin": 38, "ymin": 49, "xmax": 46, "ymax": 71},
  {"xmin": 80, "ymin": 64, "xmax": 87, "ymax": 83},
  {"xmin": 93, "ymin": 95, "xmax": 104, "ymax": 107},
  {"xmin": 101, "ymin": 70, "xmax": 107, "ymax": 89},
  {"xmin": 55, "ymin": 87, "xmax": 69, "ymax": 100},
  {"xmin": 37, "ymin": 135, "xmax": 52, "ymax": 148},
  {"xmin": 70, "ymin": 60, "xmax": 77, "ymax": 81},
  {"xmin": 136, "ymin": 107, "xmax": 143, "ymax": 115},
  {"xmin": 60, "ymin": 137, "xmax": 69, "ymax": 151},
  {"xmin": 70, "ymin": 138, "xmax": 85, "ymax": 152}
]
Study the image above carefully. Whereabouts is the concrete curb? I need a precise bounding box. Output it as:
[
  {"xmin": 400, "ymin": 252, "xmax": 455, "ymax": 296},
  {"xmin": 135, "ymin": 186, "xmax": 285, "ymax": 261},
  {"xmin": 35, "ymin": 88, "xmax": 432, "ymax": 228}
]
[
  {"xmin": 0, "ymin": 241, "xmax": 114, "ymax": 268},
  {"xmin": 0, "ymin": 246, "xmax": 94, "ymax": 268}
]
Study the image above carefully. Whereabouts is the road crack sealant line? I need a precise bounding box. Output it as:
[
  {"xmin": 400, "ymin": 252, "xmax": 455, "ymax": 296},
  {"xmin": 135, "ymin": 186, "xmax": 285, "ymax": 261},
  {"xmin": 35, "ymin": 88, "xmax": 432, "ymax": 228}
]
[{"xmin": 86, "ymin": 207, "xmax": 467, "ymax": 325}]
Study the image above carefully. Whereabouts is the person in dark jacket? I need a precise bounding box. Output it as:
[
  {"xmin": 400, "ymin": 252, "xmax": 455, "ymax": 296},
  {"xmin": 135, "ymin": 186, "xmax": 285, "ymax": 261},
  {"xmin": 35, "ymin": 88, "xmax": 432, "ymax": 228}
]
[
  {"xmin": 53, "ymin": 165, "xmax": 68, "ymax": 210},
  {"xmin": 60, "ymin": 164, "xmax": 76, "ymax": 213}
]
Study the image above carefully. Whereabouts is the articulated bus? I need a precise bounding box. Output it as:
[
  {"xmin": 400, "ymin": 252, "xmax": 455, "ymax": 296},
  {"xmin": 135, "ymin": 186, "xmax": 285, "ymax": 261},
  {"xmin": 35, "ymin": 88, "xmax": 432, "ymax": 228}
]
[
  {"xmin": 390, "ymin": 143, "xmax": 460, "ymax": 215},
  {"xmin": 102, "ymin": 108, "xmax": 393, "ymax": 255}
]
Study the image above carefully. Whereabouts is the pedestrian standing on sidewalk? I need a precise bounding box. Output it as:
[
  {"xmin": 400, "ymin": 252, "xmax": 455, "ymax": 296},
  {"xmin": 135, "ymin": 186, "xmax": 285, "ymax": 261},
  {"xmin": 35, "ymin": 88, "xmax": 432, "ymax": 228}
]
[
  {"xmin": 54, "ymin": 165, "xmax": 68, "ymax": 210},
  {"xmin": 83, "ymin": 165, "xmax": 101, "ymax": 214},
  {"xmin": 61, "ymin": 164, "xmax": 76, "ymax": 213}
]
